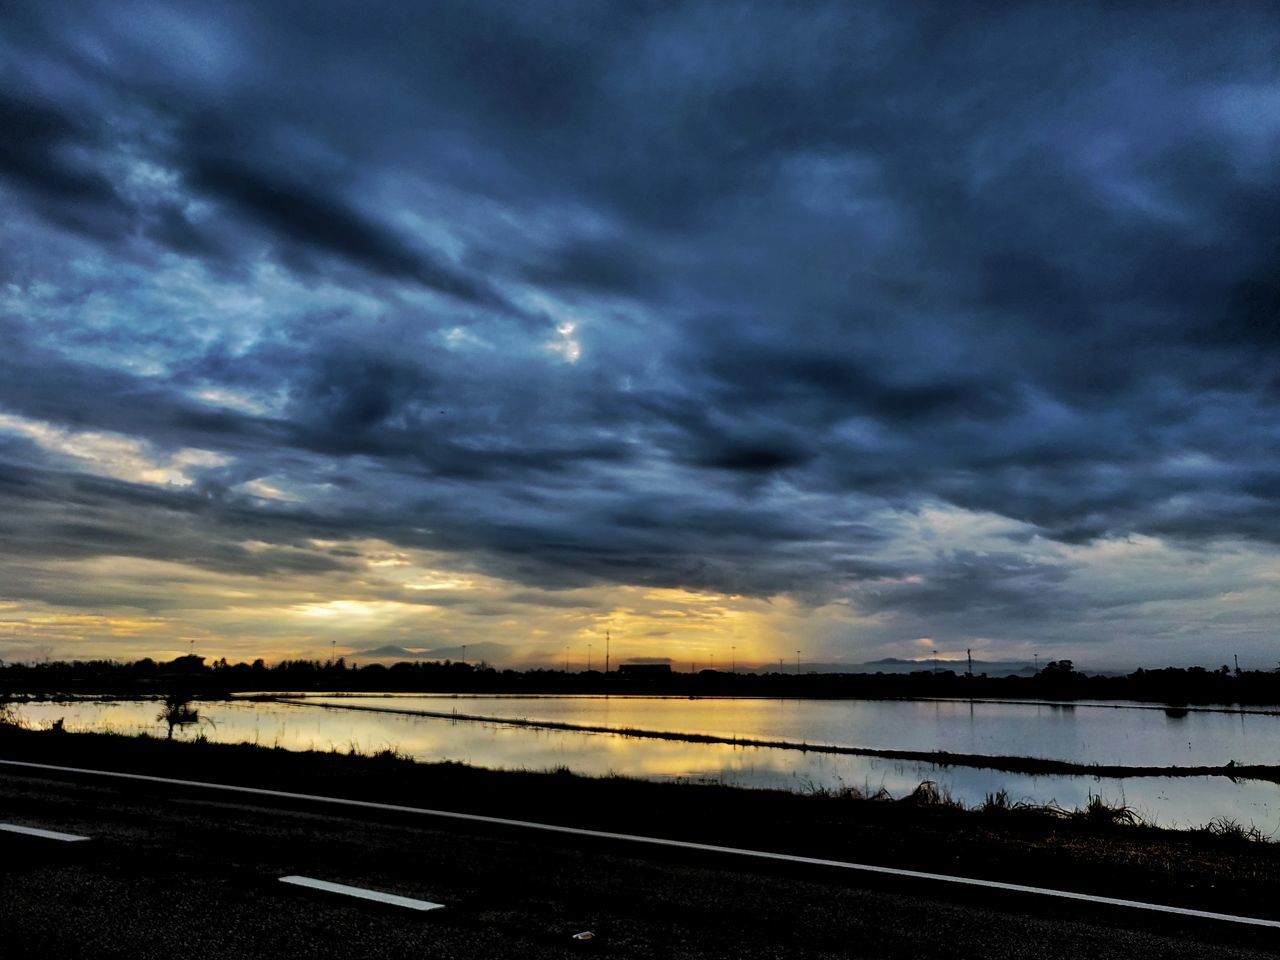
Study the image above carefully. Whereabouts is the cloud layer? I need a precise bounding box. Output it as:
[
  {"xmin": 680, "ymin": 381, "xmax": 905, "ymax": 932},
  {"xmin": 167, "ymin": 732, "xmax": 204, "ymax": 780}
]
[{"xmin": 2, "ymin": 1, "xmax": 1280, "ymax": 666}]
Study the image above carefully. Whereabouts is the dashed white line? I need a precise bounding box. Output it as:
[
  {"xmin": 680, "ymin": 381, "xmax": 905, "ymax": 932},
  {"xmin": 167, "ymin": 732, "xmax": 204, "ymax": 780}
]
[
  {"xmin": 0, "ymin": 821, "xmax": 91, "ymax": 842},
  {"xmin": 279, "ymin": 875, "xmax": 444, "ymax": 912},
  {"xmin": 2, "ymin": 757, "xmax": 1278, "ymax": 929}
]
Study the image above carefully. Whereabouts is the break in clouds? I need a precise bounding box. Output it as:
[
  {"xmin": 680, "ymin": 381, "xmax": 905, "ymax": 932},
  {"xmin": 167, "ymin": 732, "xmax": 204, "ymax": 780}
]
[{"xmin": 1, "ymin": 1, "xmax": 1279, "ymax": 667}]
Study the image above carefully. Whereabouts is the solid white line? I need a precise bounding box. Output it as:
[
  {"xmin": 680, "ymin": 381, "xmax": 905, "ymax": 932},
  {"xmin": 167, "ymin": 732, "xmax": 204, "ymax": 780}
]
[
  {"xmin": 0, "ymin": 821, "xmax": 91, "ymax": 842},
  {"xmin": 279, "ymin": 875, "xmax": 443, "ymax": 911},
  {"xmin": 1, "ymin": 757, "xmax": 1276, "ymax": 929}
]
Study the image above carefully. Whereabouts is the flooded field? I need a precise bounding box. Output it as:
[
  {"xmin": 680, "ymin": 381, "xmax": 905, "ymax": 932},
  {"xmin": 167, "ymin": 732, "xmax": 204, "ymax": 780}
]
[
  {"xmin": 296, "ymin": 693, "xmax": 1280, "ymax": 767},
  {"xmin": 10, "ymin": 694, "xmax": 1280, "ymax": 833}
]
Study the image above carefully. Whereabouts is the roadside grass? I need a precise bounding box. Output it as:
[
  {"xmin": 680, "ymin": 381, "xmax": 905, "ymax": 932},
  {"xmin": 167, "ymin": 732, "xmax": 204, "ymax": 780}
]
[
  {"xmin": 2, "ymin": 723, "xmax": 1279, "ymax": 929},
  {"xmin": 1073, "ymin": 792, "xmax": 1144, "ymax": 827},
  {"xmin": 1199, "ymin": 816, "xmax": 1270, "ymax": 844},
  {"xmin": 0, "ymin": 720, "xmax": 1273, "ymax": 851}
]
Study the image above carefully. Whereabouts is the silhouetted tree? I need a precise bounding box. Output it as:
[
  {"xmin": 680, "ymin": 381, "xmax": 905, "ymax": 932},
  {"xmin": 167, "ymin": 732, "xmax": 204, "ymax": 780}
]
[{"xmin": 1038, "ymin": 659, "xmax": 1075, "ymax": 676}]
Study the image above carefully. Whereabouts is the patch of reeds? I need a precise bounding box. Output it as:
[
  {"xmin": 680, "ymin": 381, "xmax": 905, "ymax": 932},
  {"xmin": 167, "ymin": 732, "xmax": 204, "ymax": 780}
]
[
  {"xmin": 900, "ymin": 779, "xmax": 962, "ymax": 809},
  {"xmin": 1074, "ymin": 792, "xmax": 1143, "ymax": 827},
  {"xmin": 809, "ymin": 779, "xmax": 1155, "ymax": 827},
  {"xmin": 1198, "ymin": 816, "xmax": 1270, "ymax": 843}
]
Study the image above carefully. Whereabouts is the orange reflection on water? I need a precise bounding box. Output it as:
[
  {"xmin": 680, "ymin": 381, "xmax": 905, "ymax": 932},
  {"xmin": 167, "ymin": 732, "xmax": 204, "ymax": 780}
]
[{"xmin": 12, "ymin": 697, "xmax": 1280, "ymax": 833}]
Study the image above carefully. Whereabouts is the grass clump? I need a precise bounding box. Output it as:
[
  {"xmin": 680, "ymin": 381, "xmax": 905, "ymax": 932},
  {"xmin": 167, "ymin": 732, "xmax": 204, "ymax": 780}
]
[
  {"xmin": 982, "ymin": 788, "xmax": 1014, "ymax": 812},
  {"xmin": 1200, "ymin": 816, "xmax": 1269, "ymax": 844},
  {"xmin": 1074, "ymin": 792, "xmax": 1143, "ymax": 828},
  {"xmin": 899, "ymin": 780, "xmax": 961, "ymax": 809}
]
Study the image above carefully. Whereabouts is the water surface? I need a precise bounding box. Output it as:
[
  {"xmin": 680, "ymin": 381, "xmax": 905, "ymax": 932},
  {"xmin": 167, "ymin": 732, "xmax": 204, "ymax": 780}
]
[
  {"xmin": 298, "ymin": 693, "xmax": 1280, "ymax": 767},
  {"xmin": 11, "ymin": 696, "xmax": 1279, "ymax": 834}
]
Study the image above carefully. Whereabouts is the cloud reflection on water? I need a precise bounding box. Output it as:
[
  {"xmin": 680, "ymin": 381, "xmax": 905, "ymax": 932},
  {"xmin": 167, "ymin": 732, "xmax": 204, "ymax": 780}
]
[{"xmin": 13, "ymin": 697, "xmax": 1280, "ymax": 834}]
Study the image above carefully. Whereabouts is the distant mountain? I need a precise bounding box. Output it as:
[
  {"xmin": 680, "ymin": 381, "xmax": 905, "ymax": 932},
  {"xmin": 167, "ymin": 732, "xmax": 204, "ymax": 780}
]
[
  {"xmin": 352, "ymin": 645, "xmax": 420, "ymax": 659},
  {"xmin": 351, "ymin": 642, "xmax": 508, "ymax": 663},
  {"xmin": 838, "ymin": 658, "xmax": 1126, "ymax": 677},
  {"xmin": 734, "ymin": 657, "xmax": 1041, "ymax": 676},
  {"xmin": 346, "ymin": 647, "xmax": 1114, "ymax": 676},
  {"xmin": 854, "ymin": 657, "xmax": 1037, "ymax": 676}
]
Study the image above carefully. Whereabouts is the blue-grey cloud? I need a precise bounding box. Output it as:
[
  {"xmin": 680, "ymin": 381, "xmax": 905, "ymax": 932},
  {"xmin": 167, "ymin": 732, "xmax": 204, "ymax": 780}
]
[{"xmin": 2, "ymin": 0, "xmax": 1280, "ymax": 661}]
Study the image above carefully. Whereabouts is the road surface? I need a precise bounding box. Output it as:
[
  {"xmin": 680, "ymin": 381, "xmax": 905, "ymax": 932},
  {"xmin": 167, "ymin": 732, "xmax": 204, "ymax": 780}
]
[{"xmin": 1, "ymin": 765, "xmax": 1276, "ymax": 959}]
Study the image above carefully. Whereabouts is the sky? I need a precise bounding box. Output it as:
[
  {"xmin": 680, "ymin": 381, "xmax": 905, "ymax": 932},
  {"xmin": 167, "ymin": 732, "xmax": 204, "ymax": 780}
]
[{"xmin": 1, "ymin": 1, "xmax": 1279, "ymax": 670}]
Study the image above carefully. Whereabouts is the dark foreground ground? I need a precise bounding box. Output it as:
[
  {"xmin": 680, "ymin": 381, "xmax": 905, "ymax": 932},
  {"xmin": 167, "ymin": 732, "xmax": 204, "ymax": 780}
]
[{"xmin": 3, "ymin": 729, "xmax": 1280, "ymax": 958}]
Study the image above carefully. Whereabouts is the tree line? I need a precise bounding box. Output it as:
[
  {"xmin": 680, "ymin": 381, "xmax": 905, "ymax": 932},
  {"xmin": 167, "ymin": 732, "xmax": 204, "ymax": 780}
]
[{"xmin": 4, "ymin": 654, "xmax": 1280, "ymax": 706}]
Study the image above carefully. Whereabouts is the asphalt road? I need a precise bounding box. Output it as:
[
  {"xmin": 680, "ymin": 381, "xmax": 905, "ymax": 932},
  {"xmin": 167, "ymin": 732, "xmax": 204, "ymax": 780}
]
[{"xmin": 1, "ymin": 767, "xmax": 1278, "ymax": 959}]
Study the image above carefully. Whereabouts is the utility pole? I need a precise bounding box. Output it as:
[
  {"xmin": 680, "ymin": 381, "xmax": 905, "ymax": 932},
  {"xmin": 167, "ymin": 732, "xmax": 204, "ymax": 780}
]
[
  {"xmin": 731, "ymin": 645, "xmax": 736, "ymax": 674},
  {"xmin": 564, "ymin": 645, "xmax": 569, "ymax": 673},
  {"xmin": 933, "ymin": 649, "xmax": 938, "ymax": 675},
  {"xmin": 1235, "ymin": 654, "xmax": 1240, "ymax": 676},
  {"xmin": 966, "ymin": 648, "xmax": 972, "ymax": 678},
  {"xmin": 605, "ymin": 629, "xmax": 610, "ymax": 674},
  {"xmin": 588, "ymin": 643, "xmax": 593, "ymax": 672},
  {"xmin": 795, "ymin": 649, "xmax": 800, "ymax": 675},
  {"xmin": 461, "ymin": 644, "xmax": 467, "ymax": 664},
  {"xmin": 331, "ymin": 639, "xmax": 336, "ymax": 667}
]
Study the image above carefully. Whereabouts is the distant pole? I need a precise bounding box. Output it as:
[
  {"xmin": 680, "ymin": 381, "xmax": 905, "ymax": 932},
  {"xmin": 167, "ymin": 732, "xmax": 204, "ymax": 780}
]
[
  {"xmin": 462, "ymin": 644, "xmax": 467, "ymax": 663},
  {"xmin": 564, "ymin": 645, "xmax": 569, "ymax": 672},
  {"xmin": 731, "ymin": 645, "xmax": 736, "ymax": 674},
  {"xmin": 605, "ymin": 629, "xmax": 610, "ymax": 674},
  {"xmin": 331, "ymin": 639, "xmax": 336, "ymax": 666},
  {"xmin": 1034, "ymin": 653, "xmax": 1039, "ymax": 673},
  {"xmin": 189, "ymin": 638, "xmax": 194, "ymax": 657},
  {"xmin": 966, "ymin": 648, "xmax": 972, "ymax": 678},
  {"xmin": 779, "ymin": 658, "xmax": 784, "ymax": 675},
  {"xmin": 795, "ymin": 649, "xmax": 800, "ymax": 675},
  {"xmin": 588, "ymin": 643, "xmax": 592, "ymax": 672},
  {"xmin": 1235, "ymin": 654, "xmax": 1240, "ymax": 675},
  {"xmin": 933, "ymin": 650, "xmax": 938, "ymax": 675}
]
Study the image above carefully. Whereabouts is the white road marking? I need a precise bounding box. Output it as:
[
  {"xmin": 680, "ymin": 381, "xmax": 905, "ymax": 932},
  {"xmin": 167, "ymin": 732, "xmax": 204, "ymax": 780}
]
[
  {"xmin": 279, "ymin": 875, "xmax": 444, "ymax": 912},
  {"xmin": 0, "ymin": 821, "xmax": 90, "ymax": 842},
  {"xmin": 1, "ymin": 758, "xmax": 1277, "ymax": 929}
]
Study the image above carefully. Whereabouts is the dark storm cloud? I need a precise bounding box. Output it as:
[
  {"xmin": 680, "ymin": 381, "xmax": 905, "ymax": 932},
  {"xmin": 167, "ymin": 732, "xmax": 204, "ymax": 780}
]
[
  {"xmin": 184, "ymin": 157, "xmax": 503, "ymax": 305},
  {"xmin": 3, "ymin": 0, "xmax": 1280, "ymax": 654},
  {"xmin": 0, "ymin": 331, "xmax": 286, "ymax": 456},
  {"xmin": 0, "ymin": 463, "xmax": 350, "ymax": 580},
  {"xmin": 0, "ymin": 94, "xmax": 120, "ymax": 210},
  {"xmin": 518, "ymin": 236, "xmax": 662, "ymax": 297},
  {"xmin": 853, "ymin": 550, "xmax": 1075, "ymax": 622}
]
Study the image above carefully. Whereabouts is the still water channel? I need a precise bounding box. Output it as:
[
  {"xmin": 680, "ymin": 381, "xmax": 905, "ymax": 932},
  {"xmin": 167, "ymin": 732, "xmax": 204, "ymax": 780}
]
[{"xmin": 11, "ymin": 694, "xmax": 1280, "ymax": 833}]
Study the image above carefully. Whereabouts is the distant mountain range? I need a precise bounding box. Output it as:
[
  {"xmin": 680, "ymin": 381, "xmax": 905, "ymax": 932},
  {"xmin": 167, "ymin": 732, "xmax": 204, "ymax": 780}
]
[
  {"xmin": 850, "ymin": 657, "xmax": 1038, "ymax": 676},
  {"xmin": 350, "ymin": 642, "xmax": 508, "ymax": 663},
  {"xmin": 707, "ymin": 657, "xmax": 1035, "ymax": 675},
  {"xmin": 345, "ymin": 647, "xmax": 1112, "ymax": 676}
]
